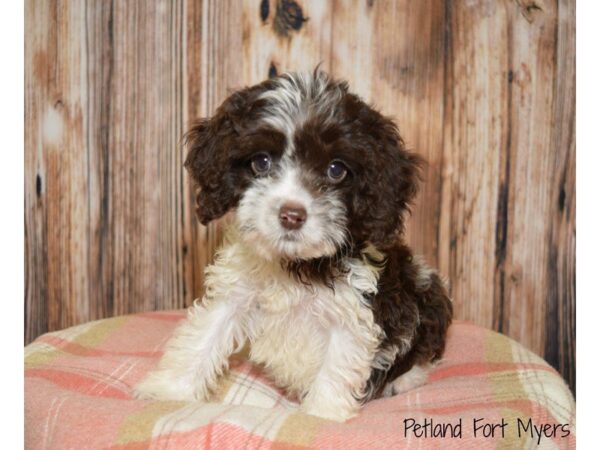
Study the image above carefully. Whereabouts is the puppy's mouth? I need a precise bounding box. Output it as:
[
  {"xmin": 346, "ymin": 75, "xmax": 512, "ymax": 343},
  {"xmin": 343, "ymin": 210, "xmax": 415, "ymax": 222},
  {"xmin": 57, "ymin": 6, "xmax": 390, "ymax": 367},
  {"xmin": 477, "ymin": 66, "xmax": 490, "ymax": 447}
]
[
  {"xmin": 239, "ymin": 226, "xmax": 337, "ymax": 261},
  {"xmin": 276, "ymin": 229, "xmax": 309, "ymax": 252},
  {"xmin": 280, "ymin": 231, "xmax": 302, "ymax": 242}
]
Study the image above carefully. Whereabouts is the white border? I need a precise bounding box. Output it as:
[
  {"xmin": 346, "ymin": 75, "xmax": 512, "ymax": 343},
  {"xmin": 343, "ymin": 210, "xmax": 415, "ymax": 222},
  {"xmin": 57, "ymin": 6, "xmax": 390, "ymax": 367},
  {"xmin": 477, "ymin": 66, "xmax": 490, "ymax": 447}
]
[
  {"xmin": 1, "ymin": 0, "xmax": 24, "ymax": 447},
  {"xmin": 12, "ymin": 1, "xmax": 588, "ymax": 448},
  {"xmin": 577, "ymin": 0, "xmax": 598, "ymax": 446}
]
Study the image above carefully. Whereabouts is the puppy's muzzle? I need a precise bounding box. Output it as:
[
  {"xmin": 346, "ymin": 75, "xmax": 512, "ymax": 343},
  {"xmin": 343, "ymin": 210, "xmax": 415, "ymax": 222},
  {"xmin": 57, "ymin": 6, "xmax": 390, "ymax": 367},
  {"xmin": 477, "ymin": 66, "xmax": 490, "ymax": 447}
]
[{"xmin": 279, "ymin": 202, "xmax": 307, "ymax": 230}]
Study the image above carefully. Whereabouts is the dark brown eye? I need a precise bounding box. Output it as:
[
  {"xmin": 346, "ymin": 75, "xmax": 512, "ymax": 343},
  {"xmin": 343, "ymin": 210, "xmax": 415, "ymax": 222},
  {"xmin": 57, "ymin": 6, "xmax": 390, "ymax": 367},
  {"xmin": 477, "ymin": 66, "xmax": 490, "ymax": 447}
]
[
  {"xmin": 251, "ymin": 153, "xmax": 272, "ymax": 176},
  {"xmin": 327, "ymin": 160, "xmax": 348, "ymax": 183}
]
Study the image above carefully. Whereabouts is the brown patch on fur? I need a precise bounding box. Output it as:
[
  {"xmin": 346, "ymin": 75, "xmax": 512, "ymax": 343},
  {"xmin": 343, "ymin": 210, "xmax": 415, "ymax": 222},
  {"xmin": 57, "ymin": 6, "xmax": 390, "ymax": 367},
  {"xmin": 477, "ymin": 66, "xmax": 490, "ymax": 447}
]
[
  {"xmin": 283, "ymin": 257, "xmax": 343, "ymax": 290},
  {"xmin": 282, "ymin": 244, "xmax": 359, "ymax": 289},
  {"xmin": 291, "ymin": 95, "xmax": 424, "ymax": 249},
  {"xmin": 365, "ymin": 244, "xmax": 453, "ymax": 399}
]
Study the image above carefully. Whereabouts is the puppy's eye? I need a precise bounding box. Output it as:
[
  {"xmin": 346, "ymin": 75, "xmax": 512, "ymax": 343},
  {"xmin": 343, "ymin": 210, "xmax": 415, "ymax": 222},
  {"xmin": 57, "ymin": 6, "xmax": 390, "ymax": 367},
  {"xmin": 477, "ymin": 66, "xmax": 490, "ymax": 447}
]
[
  {"xmin": 327, "ymin": 160, "xmax": 348, "ymax": 183},
  {"xmin": 251, "ymin": 153, "xmax": 272, "ymax": 176}
]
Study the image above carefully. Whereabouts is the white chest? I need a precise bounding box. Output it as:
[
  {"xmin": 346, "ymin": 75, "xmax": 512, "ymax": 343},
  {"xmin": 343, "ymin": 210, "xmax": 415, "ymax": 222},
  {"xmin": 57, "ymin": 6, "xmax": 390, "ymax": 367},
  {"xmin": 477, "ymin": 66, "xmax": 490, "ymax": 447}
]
[
  {"xmin": 244, "ymin": 265, "xmax": 382, "ymax": 397},
  {"xmin": 247, "ymin": 284, "xmax": 333, "ymax": 396}
]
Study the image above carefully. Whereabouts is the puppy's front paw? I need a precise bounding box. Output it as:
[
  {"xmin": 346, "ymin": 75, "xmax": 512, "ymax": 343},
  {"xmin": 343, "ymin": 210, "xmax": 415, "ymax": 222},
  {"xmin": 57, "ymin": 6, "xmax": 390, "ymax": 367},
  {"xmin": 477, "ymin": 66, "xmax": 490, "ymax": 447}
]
[
  {"xmin": 382, "ymin": 363, "xmax": 432, "ymax": 397},
  {"xmin": 133, "ymin": 370, "xmax": 211, "ymax": 402}
]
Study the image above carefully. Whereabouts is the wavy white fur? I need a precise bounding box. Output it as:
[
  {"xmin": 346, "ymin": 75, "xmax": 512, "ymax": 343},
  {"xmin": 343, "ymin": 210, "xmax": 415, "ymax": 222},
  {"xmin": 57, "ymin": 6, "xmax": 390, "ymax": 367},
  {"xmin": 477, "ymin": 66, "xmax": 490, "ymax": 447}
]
[{"xmin": 135, "ymin": 225, "xmax": 388, "ymax": 421}]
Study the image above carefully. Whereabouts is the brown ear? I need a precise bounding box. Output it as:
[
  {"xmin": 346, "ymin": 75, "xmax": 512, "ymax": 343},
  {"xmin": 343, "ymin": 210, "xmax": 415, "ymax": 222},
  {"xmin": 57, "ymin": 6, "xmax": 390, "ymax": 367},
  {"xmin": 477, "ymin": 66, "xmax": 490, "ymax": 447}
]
[
  {"xmin": 184, "ymin": 83, "xmax": 274, "ymax": 224},
  {"xmin": 184, "ymin": 117, "xmax": 239, "ymax": 224},
  {"xmin": 351, "ymin": 116, "xmax": 424, "ymax": 248}
]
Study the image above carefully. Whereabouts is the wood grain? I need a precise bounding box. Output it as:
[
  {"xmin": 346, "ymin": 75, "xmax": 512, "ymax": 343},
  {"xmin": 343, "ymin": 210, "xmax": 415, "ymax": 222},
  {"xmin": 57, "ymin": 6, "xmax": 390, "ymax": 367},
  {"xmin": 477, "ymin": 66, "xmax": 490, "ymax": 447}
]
[{"xmin": 25, "ymin": 0, "xmax": 576, "ymax": 393}]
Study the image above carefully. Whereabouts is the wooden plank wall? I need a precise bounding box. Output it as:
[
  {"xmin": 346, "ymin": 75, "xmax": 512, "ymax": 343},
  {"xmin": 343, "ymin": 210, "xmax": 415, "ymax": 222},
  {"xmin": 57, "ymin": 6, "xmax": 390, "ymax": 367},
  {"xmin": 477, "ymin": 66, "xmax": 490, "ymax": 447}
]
[{"xmin": 25, "ymin": 0, "xmax": 575, "ymax": 393}]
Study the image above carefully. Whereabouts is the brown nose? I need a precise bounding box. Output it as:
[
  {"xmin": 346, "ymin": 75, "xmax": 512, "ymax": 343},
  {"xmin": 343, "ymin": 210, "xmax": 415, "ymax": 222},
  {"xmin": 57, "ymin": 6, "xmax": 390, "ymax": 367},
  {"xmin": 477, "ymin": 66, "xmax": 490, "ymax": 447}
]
[{"xmin": 279, "ymin": 202, "xmax": 307, "ymax": 230}]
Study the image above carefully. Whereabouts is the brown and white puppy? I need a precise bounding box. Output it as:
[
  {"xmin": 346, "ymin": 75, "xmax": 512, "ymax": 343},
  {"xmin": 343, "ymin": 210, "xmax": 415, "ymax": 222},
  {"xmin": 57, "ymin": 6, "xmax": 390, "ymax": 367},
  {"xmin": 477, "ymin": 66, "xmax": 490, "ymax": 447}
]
[{"xmin": 134, "ymin": 70, "xmax": 453, "ymax": 421}]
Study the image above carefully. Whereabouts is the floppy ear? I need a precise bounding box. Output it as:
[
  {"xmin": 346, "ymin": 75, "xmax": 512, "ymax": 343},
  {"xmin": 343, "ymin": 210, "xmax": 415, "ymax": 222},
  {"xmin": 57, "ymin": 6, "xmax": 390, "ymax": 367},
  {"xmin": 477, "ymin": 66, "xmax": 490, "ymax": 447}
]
[
  {"xmin": 184, "ymin": 116, "xmax": 239, "ymax": 224},
  {"xmin": 184, "ymin": 84, "xmax": 272, "ymax": 224},
  {"xmin": 351, "ymin": 117, "xmax": 424, "ymax": 248}
]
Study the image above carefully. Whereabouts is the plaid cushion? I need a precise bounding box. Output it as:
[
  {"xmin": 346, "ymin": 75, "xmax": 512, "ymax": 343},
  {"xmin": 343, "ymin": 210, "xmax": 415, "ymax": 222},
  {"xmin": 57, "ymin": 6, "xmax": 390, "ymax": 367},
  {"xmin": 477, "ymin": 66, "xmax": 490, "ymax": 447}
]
[{"xmin": 25, "ymin": 310, "xmax": 575, "ymax": 449}]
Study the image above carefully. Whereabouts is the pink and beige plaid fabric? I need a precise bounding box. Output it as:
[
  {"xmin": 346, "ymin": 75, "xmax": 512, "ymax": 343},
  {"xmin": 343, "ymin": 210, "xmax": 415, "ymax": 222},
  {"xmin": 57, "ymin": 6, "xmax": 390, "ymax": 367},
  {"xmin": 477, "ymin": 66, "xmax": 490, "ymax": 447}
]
[{"xmin": 25, "ymin": 310, "xmax": 575, "ymax": 449}]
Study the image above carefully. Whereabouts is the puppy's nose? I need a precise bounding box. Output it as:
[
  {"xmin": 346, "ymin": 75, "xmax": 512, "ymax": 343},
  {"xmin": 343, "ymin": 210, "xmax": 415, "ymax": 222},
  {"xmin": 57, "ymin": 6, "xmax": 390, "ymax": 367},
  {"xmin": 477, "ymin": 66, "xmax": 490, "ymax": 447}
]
[{"xmin": 279, "ymin": 202, "xmax": 307, "ymax": 230}]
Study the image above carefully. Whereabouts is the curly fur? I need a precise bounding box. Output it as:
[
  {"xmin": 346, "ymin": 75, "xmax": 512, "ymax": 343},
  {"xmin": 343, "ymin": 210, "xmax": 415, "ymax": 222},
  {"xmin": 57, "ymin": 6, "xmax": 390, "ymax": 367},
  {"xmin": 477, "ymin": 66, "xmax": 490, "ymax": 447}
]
[{"xmin": 136, "ymin": 70, "xmax": 453, "ymax": 422}]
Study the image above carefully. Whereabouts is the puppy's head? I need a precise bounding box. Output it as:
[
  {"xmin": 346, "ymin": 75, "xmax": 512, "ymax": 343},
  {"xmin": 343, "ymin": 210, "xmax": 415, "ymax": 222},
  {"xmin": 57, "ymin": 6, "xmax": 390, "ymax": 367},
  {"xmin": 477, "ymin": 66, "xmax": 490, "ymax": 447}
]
[{"xmin": 185, "ymin": 71, "xmax": 422, "ymax": 260}]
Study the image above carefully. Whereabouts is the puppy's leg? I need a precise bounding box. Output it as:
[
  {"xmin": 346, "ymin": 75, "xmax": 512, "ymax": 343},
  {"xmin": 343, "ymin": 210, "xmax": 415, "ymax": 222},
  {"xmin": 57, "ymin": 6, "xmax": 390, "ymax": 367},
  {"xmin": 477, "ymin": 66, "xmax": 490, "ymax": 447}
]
[
  {"xmin": 301, "ymin": 327, "xmax": 377, "ymax": 422},
  {"xmin": 134, "ymin": 299, "xmax": 246, "ymax": 401},
  {"xmin": 382, "ymin": 363, "xmax": 433, "ymax": 397}
]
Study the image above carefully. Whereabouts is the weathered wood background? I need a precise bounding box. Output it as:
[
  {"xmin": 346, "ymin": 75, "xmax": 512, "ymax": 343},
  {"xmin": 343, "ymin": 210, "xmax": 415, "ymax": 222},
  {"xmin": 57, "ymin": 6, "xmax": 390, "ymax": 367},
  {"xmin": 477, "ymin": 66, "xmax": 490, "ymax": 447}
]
[{"xmin": 25, "ymin": 0, "xmax": 576, "ymax": 393}]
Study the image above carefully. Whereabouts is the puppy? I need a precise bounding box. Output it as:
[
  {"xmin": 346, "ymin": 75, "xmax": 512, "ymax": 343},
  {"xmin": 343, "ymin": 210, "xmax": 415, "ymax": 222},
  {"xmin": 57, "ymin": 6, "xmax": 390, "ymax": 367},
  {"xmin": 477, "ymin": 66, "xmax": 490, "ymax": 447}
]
[{"xmin": 135, "ymin": 70, "xmax": 452, "ymax": 422}]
